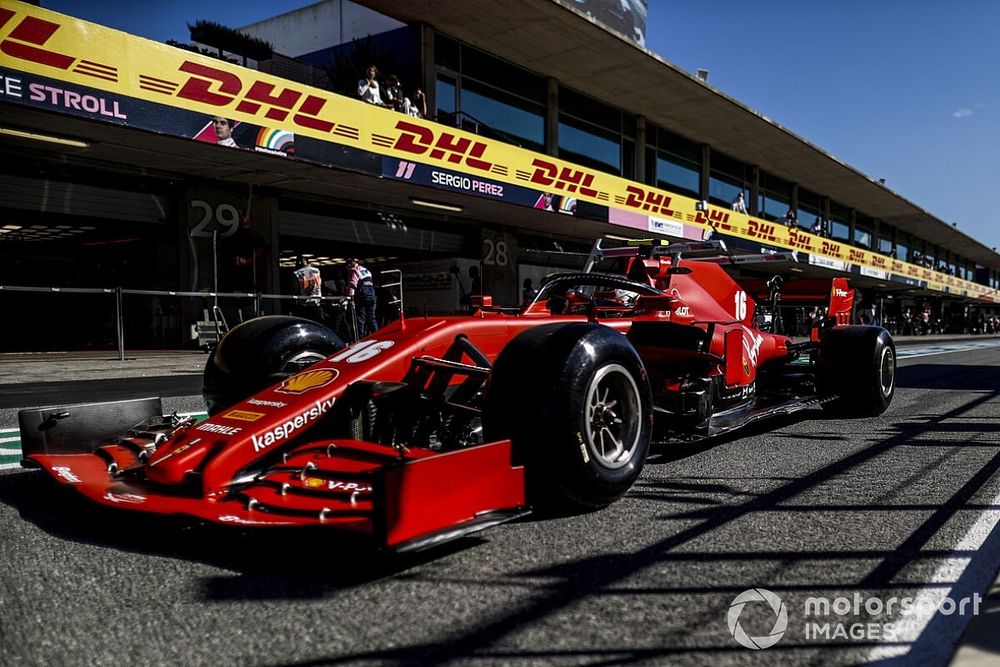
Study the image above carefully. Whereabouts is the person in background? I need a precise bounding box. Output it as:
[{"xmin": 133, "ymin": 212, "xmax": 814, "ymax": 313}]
[
  {"xmin": 346, "ymin": 258, "xmax": 378, "ymax": 338},
  {"xmin": 405, "ymin": 88, "xmax": 427, "ymax": 118},
  {"xmin": 731, "ymin": 191, "xmax": 748, "ymax": 213},
  {"xmin": 780, "ymin": 209, "xmax": 797, "ymax": 228},
  {"xmin": 383, "ymin": 74, "xmax": 404, "ymax": 111},
  {"xmin": 293, "ymin": 256, "xmax": 324, "ymax": 322},
  {"xmin": 358, "ymin": 65, "xmax": 385, "ymax": 106},
  {"xmin": 213, "ymin": 117, "xmax": 238, "ymax": 147}
]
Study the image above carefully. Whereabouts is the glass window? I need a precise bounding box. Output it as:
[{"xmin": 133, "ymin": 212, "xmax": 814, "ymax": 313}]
[
  {"xmin": 436, "ymin": 75, "xmax": 456, "ymax": 117},
  {"xmin": 708, "ymin": 173, "xmax": 743, "ymax": 209},
  {"xmin": 461, "ymin": 45, "xmax": 545, "ymax": 103},
  {"xmin": 656, "ymin": 154, "xmax": 699, "ymax": 198},
  {"xmin": 435, "ymin": 34, "xmax": 460, "ymax": 71},
  {"xmin": 461, "ymin": 79, "xmax": 544, "ymax": 151},
  {"xmin": 896, "ymin": 241, "xmax": 909, "ymax": 262},
  {"xmin": 560, "ymin": 86, "xmax": 622, "ymax": 134},
  {"xmin": 558, "ymin": 115, "xmax": 620, "ymax": 175},
  {"xmin": 708, "ymin": 150, "xmax": 748, "ymax": 209},
  {"xmin": 649, "ymin": 125, "xmax": 702, "ymax": 198},
  {"xmin": 854, "ymin": 226, "xmax": 871, "ymax": 248},
  {"xmin": 622, "ymin": 139, "xmax": 635, "ymax": 181},
  {"xmin": 758, "ymin": 173, "xmax": 792, "ymax": 222},
  {"xmin": 879, "ymin": 236, "xmax": 893, "ymax": 254},
  {"xmin": 830, "ymin": 219, "xmax": 849, "ymax": 241},
  {"xmin": 797, "ymin": 188, "xmax": 821, "ymax": 232}
]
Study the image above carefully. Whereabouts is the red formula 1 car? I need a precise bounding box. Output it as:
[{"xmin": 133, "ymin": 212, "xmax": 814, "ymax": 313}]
[{"xmin": 19, "ymin": 240, "xmax": 896, "ymax": 552}]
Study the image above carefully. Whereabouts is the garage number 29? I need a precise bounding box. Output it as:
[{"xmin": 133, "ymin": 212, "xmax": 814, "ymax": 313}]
[
  {"xmin": 734, "ymin": 290, "xmax": 747, "ymax": 320},
  {"xmin": 332, "ymin": 340, "xmax": 395, "ymax": 364}
]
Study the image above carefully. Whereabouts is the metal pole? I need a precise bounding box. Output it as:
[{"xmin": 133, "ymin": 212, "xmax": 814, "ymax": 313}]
[{"xmin": 115, "ymin": 286, "xmax": 125, "ymax": 361}]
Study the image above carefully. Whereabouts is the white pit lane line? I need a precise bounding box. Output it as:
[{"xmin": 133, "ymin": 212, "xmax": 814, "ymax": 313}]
[
  {"xmin": 896, "ymin": 339, "xmax": 1000, "ymax": 360},
  {"xmin": 866, "ymin": 497, "xmax": 1000, "ymax": 662}
]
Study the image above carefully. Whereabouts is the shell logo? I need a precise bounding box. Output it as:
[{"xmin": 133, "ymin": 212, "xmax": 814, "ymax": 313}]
[
  {"xmin": 303, "ymin": 477, "xmax": 325, "ymax": 489},
  {"xmin": 276, "ymin": 368, "xmax": 339, "ymax": 394}
]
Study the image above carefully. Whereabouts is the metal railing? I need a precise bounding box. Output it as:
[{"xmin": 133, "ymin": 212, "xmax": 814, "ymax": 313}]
[{"xmin": 0, "ymin": 284, "xmax": 359, "ymax": 360}]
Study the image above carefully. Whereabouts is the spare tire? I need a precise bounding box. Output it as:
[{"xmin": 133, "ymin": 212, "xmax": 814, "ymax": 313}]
[
  {"xmin": 816, "ymin": 325, "xmax": 895, "ymax": 416},
  {"xmin": 203, "ymin": 316, "xmax": 345, "ymax": 415},
  {"xmin": 484, "ymin": 322, "xmax": 652, "ymax": 511}
]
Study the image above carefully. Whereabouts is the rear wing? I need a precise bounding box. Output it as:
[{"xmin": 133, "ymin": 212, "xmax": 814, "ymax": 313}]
[
  {"xmin": 828, "ymin": 277, "xmax": 855, "ymax": 326},
  {"xmin": 583, "ymin": 237, "xmax": 733, "ymax": 273}
]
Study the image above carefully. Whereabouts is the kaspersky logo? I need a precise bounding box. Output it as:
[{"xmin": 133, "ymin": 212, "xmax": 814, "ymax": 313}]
[{"xmin": 728, "ymin": 588, "xmax": 788, "ymax": 649}]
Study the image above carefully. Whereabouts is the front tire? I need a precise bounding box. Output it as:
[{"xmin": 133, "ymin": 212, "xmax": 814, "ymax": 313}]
[
  {"xmin": 484, "ymin": 323, "xmax": 652, "ymax": 510},
  {"xmin": 817, "ymin": 325, "xmax": 896, "ymax": 416},
  {"xmin": 203, "ymin": 316, "xmax": 345, "ymax": 415}
]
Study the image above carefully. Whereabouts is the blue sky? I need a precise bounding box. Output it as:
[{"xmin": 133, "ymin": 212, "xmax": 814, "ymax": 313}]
[{"xmin": 41, "ymin": 0, "xmax": 1000, "ymax": 252}]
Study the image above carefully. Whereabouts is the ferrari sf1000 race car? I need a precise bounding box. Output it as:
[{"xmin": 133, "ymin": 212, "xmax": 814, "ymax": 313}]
[{"xmin": 19, "ymin": 239, "xmax": 896, "ymax": 552}]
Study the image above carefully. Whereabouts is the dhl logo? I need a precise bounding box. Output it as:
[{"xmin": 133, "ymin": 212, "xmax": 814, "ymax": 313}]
[
  {"xmin": 821, "ymin": 241, "xmax": 843, "ymax": 258},
  {"xmin": 848, "ymin": 249, "xmax": 867, "ymax": 264},
  {"xmin": 787, "ymin": 229, "xmax": 814, "ymax": 250},
  {"xmin": 172, "ymin": 61, "xmax": 351, "ymax": 134},
  {"xmin": 747, "ymin": 220, "xmax": 777, "ymax": 242},
  {"xmin": 623, "ymin": 185, "xmax": 676, "ymax": 216},
  {"xmin": 871, "ymin": 255, "xmax": 887, "ymax": 269},
  {"xmin": 891, "ymin": 261, "xmax": 904, "ymax": 273},
  {"xmin": 0, "ymin": 9, "xmax": 118, "ymax": 82},
  {"xmin": 529, "ymin": 159, "xmax": 599, "ymax": 197},
  {"xmin": 694, "ymin": 207, "xmax": 732, "ymax": 231},
  {"xmin": 392, "ymin": 120, "xmax": 492, "ymax": 171}
]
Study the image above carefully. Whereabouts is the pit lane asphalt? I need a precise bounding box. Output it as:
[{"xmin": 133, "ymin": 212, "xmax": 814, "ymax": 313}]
[{"xmin": 1, "ymin": 343, "xmax": 999, "ymax": 666}]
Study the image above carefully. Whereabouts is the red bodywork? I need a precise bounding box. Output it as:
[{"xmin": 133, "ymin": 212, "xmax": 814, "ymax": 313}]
[{"xmin": 22, "ymin": 243, "xmax": 851, "ymax": 550}]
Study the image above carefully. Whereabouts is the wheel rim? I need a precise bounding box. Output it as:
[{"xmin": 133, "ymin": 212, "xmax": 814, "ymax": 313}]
[
  {"xmin": 879, "ymin": 346, "xmax": 895, "ymax": 397},
  {"xmin": 584, "ymin": 364, "xmax": 642, "ymax": 470}
]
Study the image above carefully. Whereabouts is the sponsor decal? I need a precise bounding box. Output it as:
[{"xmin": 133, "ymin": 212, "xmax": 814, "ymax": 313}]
[
  {"xmin": 53, "ymin": 466, "xmax": 81, "ymax": 483},
  {"xmin": 1, "ymin": 3, "xmax": 996, "ymax": 305},
  {"xmin": 622, "ymin": 184, "xmax": 675, "ymax": 216},
  {"xmin": 834, "ymin": 288, "xmax": 850, "ymax": 298},
  {"xmin": 103, "ymin": 492, "xmax": 146, "ymax": 504},
  {"xmin": 303, "ymin": 477, "xmax": 325, "ymax": 489},
  {"xmin": 742, "ymin": 328, "xmax": 765, "ymax": 367},
  {"xmin": 250, "ymin": 398, "xmax": 336, "ymax": 452},
  {"xmin": 247, "ymin": 398, "xmax": 287, "ymax": 408},
  {"xmin": 674, "ymin": 305, "xmax": 691, "ymax": 317},
  {"xmin": 276, "ymin": 368, "xmax": 339, "ymax": 394},
  {"xmin": 328, "ymin": 480, "xmax": 372, "ymax": 493},
  {"xmin": 254, "ymin": 127, "xmax": 294, "ymax": 156},
  {"xmin": 150, "ymin": 440, "xmax": 197, "ymax": 466},
  {"xmin": 195, "ymin": 422, "xmax": 242, "ymax": 436},
  {"xmin": 649, "ymin": 216, "xmax": 684, "ymax": 238},
  {"xmin": 223, "ymin": 410, "xmax": 265, "ymax": 422}
]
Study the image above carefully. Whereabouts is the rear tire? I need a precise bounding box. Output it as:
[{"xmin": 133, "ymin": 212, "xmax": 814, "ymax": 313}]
[
  {"xmin": 816, "ymin": 325, "xmax": 895, "ymax": 416},
  {"xmin": 203, "ymin": 316, "xmax": 345, "ymax": 415},
  {"xmin": 484, "ymin": 323, "xmax": 652, "ymax": 511}
]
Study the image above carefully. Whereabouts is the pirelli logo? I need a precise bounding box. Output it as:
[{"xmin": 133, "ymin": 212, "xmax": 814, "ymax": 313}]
[{"xmin": 223, "ymin": 410, "xmax": 265, "ymax": 422}]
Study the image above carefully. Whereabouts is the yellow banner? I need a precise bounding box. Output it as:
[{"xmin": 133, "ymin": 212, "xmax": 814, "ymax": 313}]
[{"xmin": 0, "ymin": 1, "xmax": 995, "ymax": 303}]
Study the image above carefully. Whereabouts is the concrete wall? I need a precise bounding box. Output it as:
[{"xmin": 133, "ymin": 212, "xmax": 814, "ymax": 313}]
[{"xmin": 240, "ymin": 0, "xmax": 404, "ymax": 58}]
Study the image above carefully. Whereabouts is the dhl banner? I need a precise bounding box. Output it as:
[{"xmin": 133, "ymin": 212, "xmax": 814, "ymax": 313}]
[{"xmin": 0, "ymin": 1, "xmax": 996, "ymax": 303}]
